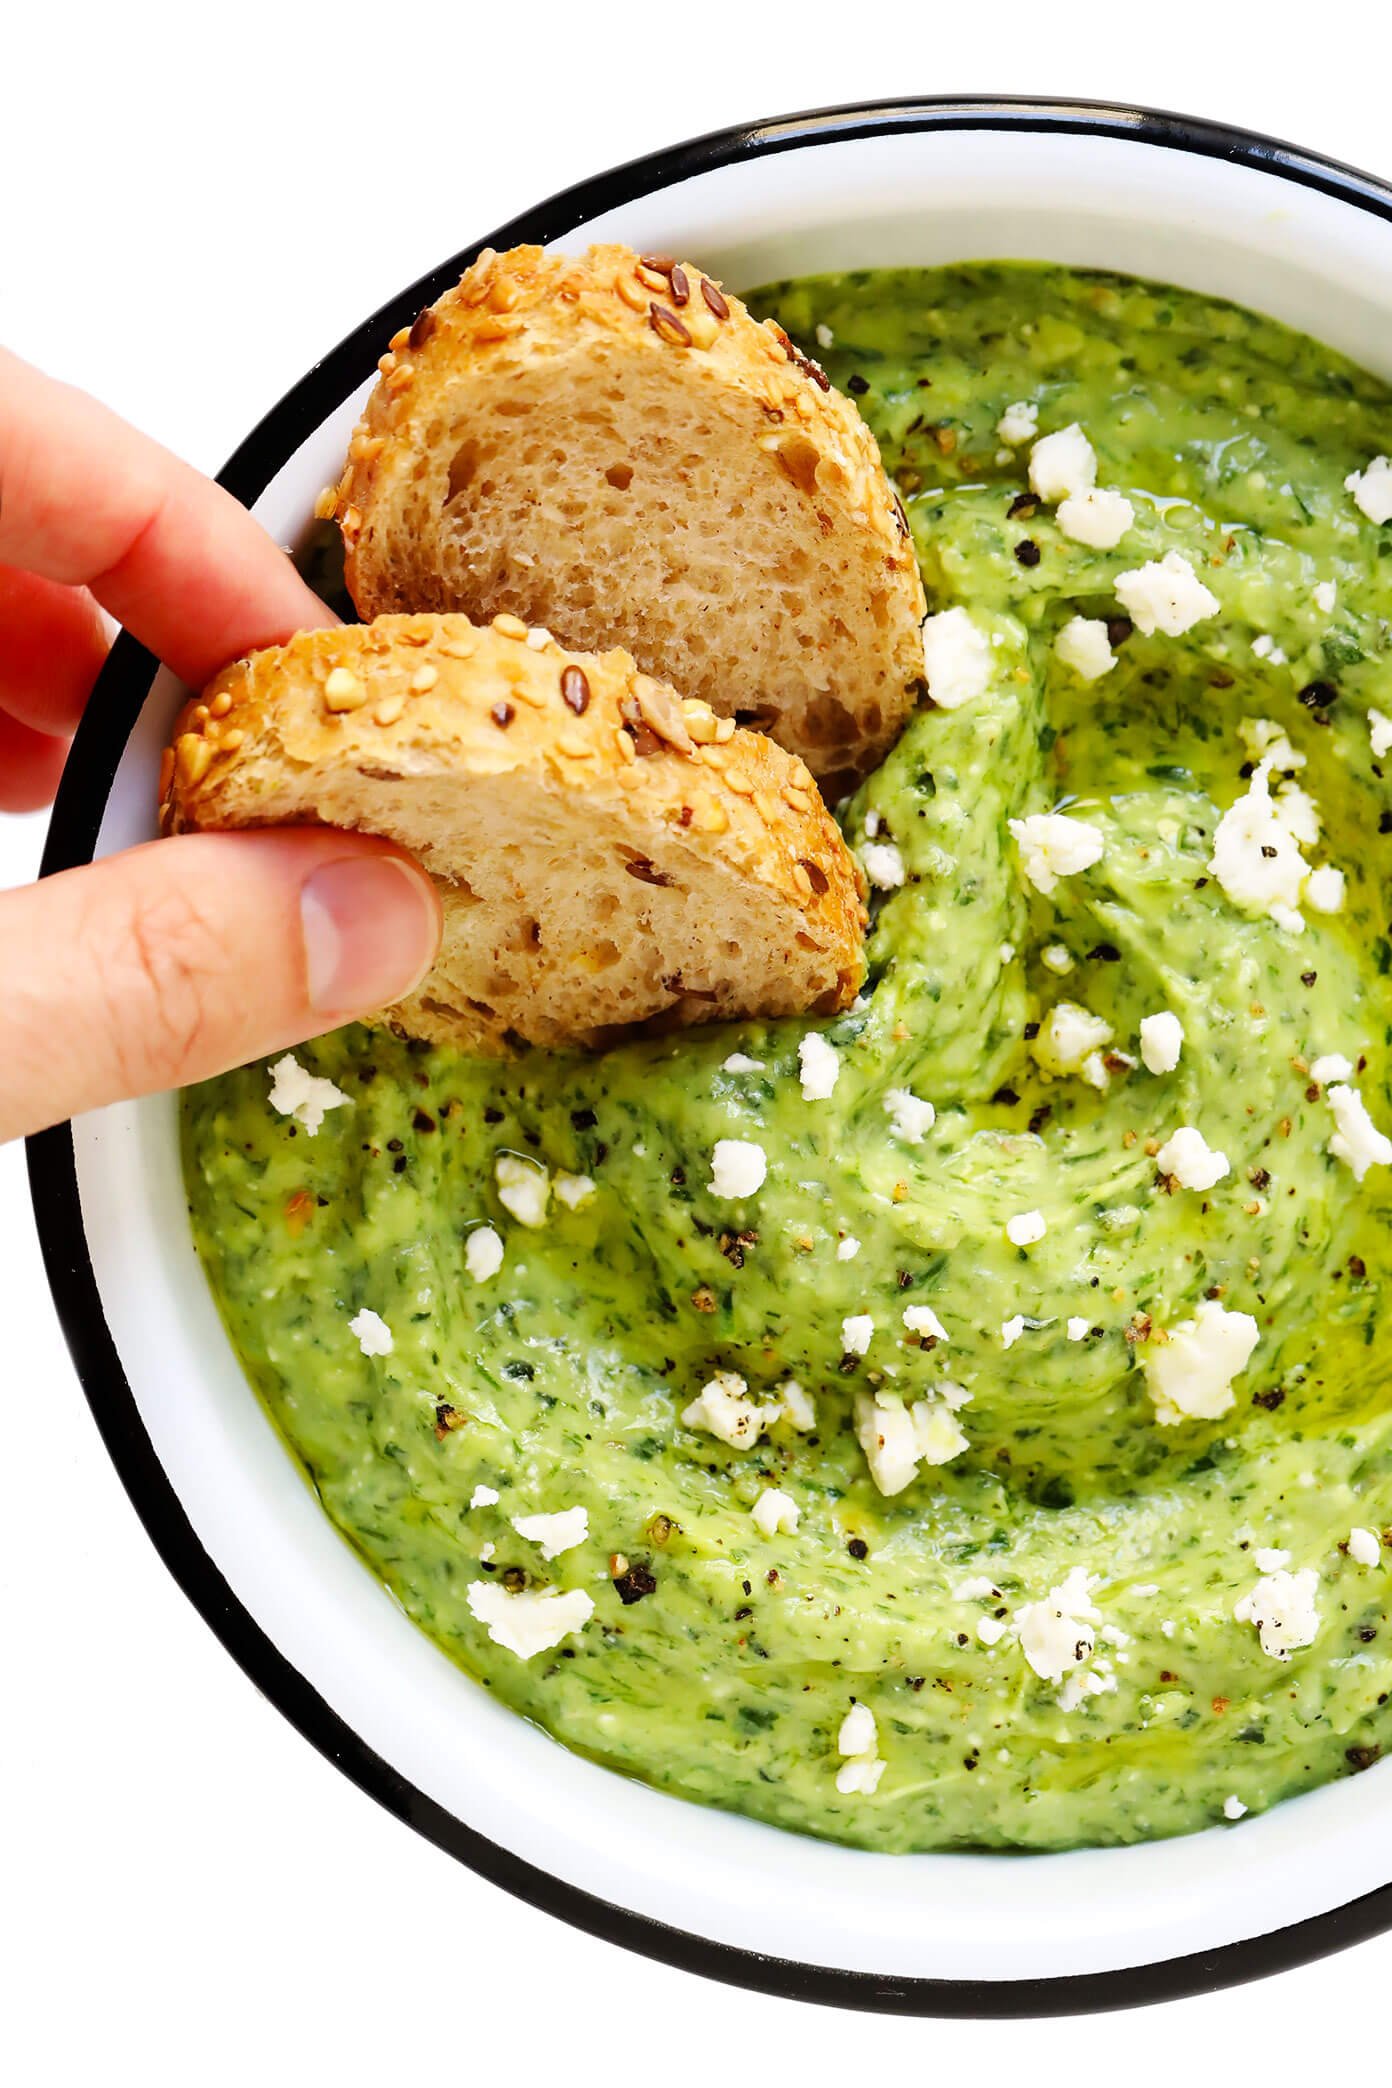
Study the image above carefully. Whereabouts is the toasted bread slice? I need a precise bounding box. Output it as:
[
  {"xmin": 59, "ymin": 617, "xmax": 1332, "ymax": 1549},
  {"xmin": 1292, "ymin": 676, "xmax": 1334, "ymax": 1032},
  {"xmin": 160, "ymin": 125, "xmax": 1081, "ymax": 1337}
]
[
  {"xmin": 162, "ymin": 614, "xmax": 867, "ymax": 1055},
  {"xmin": 328, "ymin": 244, "xmax": 926, "ymax": 798}
]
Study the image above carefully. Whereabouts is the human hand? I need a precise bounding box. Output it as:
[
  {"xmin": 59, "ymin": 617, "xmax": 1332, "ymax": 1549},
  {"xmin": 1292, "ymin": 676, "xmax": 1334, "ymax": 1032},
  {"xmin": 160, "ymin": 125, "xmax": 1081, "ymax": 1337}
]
[{"xmin": 0, "ymin": 349, "xmax": 442, "ymax": 1142}]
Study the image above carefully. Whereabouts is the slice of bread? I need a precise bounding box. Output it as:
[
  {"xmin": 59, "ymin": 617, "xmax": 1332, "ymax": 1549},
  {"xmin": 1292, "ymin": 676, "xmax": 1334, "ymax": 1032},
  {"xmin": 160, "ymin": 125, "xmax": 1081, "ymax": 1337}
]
[
  {"xmin": 162, "ymin": 614, "xmax": 867, "ymax": 1054},
  {"xmin": 328, "ymin": 244, "xmax": 926, "ymax": 799}
]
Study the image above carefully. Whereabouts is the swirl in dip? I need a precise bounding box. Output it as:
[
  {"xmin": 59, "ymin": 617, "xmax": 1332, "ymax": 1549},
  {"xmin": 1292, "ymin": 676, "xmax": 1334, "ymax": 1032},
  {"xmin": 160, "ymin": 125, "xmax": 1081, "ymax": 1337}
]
[{"xmin": 185, "ymin": 264, "xmax": 1392, "ymax": 1851}]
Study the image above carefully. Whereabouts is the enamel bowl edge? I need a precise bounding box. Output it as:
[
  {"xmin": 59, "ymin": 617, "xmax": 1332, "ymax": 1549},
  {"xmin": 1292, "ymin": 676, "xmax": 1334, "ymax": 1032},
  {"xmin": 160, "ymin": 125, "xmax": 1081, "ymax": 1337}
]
[{"xmin": 30, "ymin": 98, "xmax": 1392, "ymax": 2017}]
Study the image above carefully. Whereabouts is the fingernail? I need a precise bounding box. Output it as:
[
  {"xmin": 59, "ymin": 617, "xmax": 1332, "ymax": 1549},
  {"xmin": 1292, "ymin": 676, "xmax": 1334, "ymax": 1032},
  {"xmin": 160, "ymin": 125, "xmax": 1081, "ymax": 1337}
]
[{"xmin": 301, "ymin": 854, "xmax": 441, "ymax": 1016}]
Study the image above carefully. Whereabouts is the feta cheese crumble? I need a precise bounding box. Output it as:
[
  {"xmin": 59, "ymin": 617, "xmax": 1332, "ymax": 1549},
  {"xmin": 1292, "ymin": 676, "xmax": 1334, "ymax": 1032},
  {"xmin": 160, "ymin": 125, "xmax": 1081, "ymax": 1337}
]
[
  {"xmin": 1155, "ymin": 1125, "xmax": 1230, "ymax": 1192},
  {"xmin": 267, "ymin": 1053, "xmax": 350, "ymax": 1135},
  {"xmin": 1056, "ymin": 487, "xmax": 1135, "ymax": 549},
  {"xmin": 1008, "ymin": 811, "xmax": 1105, "ymax": 895},
  {"xmin": 553, "ymin": 1172, "xmax": 596, "ymax": 1209},
  {"xmin": 1139, "ymin": 1011, "xmax": 1184, "ymax": 1075},
  {"xmin": 465, "ymin": 1225, "xmax": 504, "ymax": 1282},
  {"xmin": 835, "ymin": 1703, "xmax": 885, "ymax": 1795},
  {"xmin": 1001, "ymin": 1315, "xmax": 1027, "ymax": 1349},
  {"xmin": 1238, "ymin": 715, "xmax": 1304, "ymax": 774},
  {"xmin": 752, "ymin": 1487, "xmax": 800, "ymax": 1538},
  {"xmin": 709, "ymin": 1138, "xmax": 767, "ymax": 1198},
  {"xmin": 1254, "ymin": 1547, "xmax": 1290, "ymax": 1573},
  {"xmin": 841, "ymin": 1313, "xmax": 874, "ymax": 1357},
  {"xmin": 1041, "ymin": 942, "xmax": 1075, "ymax": 974},
  {"xmin": 1349, "ymin": 1527, "xmax": 1382, "ymax": 1567},
  {"xmin": 921, "ymin": 607, "xmax": 994, "ymax": 710},
  {"xmin": 884, "ymin": 1087, "xmax": 936, "ymax": 1143},
  {"xmin": 1066, "ymin": 1316, "xmax": 1090, "ymax": 1341},
  {"xmin": 1314, "ymin": 580, "xmax": 1337, "ymax": 614},
  {"xmin": 902, "ymin": 1303, "xmax": 949, "ymax": 1341},
  {"xmin": 495, "ymin": 1153, "xmax": 551, "ymax": 1227},
  {"xmin": 722, "ymin": 1052, "xmax": 766, "ymax": 1073},
  {"xmin": 1142, "ymin": 1299, "xmax": 1259, "ymax": 1425},
  {"xmin": 1304, "ymin": 864, "xmax": 1346, "ymax": 914},
  {"xmin": 1031, "ymin": 1000, "xmax": 1113, "ymax": 1079},
  {"xmin": 1014, "ymin": 1567, "xmax": 1099, "ymax": 1685},
  {"xmin": 1345, "ymin": 455, "xmax": 1392, "ymax": 525},
  {"xmin": 861, "ymin": 840, "xmax": 906, "ymax": 890},
  {"xmin": 1114, "ymin": 550, "xmax": 1220, "ymax": 636},
  {"xmin": 780, "ymin": 1380, "xmax": 817, "ymax": 1431},
  {"xmin": 1005, "ymin": 1210, "xmax": 1047, "ymax": 1247},
  {"xmin": 470, "ymin": 1484, "xmax": 500, "ymax": 1508},
  {"xmin": 854, "ymin": 1391, "xmax": 968, "ymax": 1494},
  {"xmin": 1234, "ymin": 1566, "xmax": 1320, "ymax": 1660},
  {"xmin": 798, "ymin": 1032, "xmax": 840, "ymax": 1101},
  {"xmin": 977, "ymin": 1615, "xmax": 1008, "ymax": 1646},
  {"xmin": 511, "ymin": 1506, "xmax": 588, "ymax": 1559},
  {"xmin": 836, "ymin": 1236, "xmax": 861, "ymax": 1261},
  {"xmin": 1309, "ymin": 1053, "xmax": 1354, "ymax": 1085},
  {"xmin": 996, "ymin": 400, "xmax": 1039, "ymax": 446},
  {"xmin": 1223, "ymin": 1795, "xmax": 1248, "ymax": 1821},
  {"xmin": 1029, "ymin": 423, "xmax": 1097, "ymax": 503},
  {"xmin": 348, "ymin": 1308, "xmax": 393, "ymax": 1357},
  {"xmin": 1327, "ymin": 1084, "xmax": 1392, "ymax": 1181},
  {"xmin": 466, "ymin": 1580, "xmax": 594, "ymax": 1660},
  {"xmin": 1369, "ymin": 708, "xmax": 1392, "ymax": 759},
  {"xmin": 1207, "ymin": 759, "xmax": 1315, "ymax": 932},
  {"xmin": 681, "ymin": 1372, "xmax": 769, "ymax": 1448},
  {"xmin": 1054, "ymin": 615, "xmax": 1116, "ymax": 682}
]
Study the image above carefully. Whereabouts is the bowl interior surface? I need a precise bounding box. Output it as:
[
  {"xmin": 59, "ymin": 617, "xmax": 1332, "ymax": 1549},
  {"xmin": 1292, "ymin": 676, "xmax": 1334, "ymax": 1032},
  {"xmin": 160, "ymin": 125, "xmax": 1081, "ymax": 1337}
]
[{"xmin": 58, "ymin": 113, "xmax": 1392, "ymax": 1997}]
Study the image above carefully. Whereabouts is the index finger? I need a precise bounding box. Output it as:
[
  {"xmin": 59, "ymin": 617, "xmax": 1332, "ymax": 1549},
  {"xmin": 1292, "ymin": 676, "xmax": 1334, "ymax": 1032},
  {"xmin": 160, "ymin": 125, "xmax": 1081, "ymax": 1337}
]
[{"xmin": 0, "ymin": 347, "xmax": 335, "ymax": 686}]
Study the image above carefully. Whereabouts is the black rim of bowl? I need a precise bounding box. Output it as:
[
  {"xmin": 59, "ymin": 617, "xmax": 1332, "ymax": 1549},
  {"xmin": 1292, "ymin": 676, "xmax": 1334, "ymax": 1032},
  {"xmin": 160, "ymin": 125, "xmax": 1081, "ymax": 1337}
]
[{"xmin": 28, "ymin": 93, "xmax": 1392, "ymax": 2018}]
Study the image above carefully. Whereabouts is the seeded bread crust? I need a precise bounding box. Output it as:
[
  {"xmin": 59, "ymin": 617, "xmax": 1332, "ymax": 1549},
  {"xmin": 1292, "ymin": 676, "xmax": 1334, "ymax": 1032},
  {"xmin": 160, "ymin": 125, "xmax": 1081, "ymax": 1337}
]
[
  {"xmin": 327, "ymin": 243, "xmax": 927, "ymax": 797},
  {"xmin": 162, "ymin": 613, "xmax": 868, "ymax": 1054}
]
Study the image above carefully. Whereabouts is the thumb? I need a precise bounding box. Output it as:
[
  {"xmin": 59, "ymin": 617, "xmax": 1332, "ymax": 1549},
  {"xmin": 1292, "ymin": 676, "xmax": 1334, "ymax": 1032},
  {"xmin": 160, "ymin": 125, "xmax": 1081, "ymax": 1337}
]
[{"xmin": 4, "ymin": 828, "xmax": 442, "ymax": 1140}]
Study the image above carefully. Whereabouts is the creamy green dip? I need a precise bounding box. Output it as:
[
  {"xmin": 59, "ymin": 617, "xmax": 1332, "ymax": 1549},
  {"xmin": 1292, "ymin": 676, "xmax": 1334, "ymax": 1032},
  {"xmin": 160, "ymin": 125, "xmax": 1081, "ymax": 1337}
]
[{"xmin": 184, "ymin": 264, "xmax": 1392, "ymax": 1851}]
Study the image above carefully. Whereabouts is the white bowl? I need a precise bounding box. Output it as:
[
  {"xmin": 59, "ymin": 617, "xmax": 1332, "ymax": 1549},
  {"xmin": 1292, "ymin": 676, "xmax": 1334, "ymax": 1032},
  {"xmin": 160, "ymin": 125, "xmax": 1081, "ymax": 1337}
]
[{"xmin": 33, "ymin": 96, "xmax": 1392, "ymax": 2015}]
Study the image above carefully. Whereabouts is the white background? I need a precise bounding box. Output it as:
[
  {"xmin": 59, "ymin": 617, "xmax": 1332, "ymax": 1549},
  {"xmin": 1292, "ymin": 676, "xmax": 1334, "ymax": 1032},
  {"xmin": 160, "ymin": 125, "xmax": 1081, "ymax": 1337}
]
[{"xmin": 4, "ymin": 4, "xmax": 1389, "ymax": 2078}]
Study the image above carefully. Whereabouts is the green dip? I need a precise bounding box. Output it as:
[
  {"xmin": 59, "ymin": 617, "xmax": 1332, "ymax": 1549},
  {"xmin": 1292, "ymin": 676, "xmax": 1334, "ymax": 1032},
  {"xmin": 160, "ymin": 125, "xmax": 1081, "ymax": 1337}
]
[{"xmin": 184, "ymin": 264, "xmax": 1392, "ymax": 1851}]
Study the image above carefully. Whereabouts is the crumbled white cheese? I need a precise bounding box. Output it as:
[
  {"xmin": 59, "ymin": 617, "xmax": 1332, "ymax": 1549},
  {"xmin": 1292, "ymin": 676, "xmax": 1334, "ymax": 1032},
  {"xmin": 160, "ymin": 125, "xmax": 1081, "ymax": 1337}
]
[
  {"xmin": 1250, "ymin": 633, "xmax": 1287, "ymax": 665},
  {"xmin": 553, "ymin": 1172, "xmax": 596, "ymax": 1209},
  {"xmin": 1155, "ymin": 1124, "xmax": 1230, "ymax": 1192},
  {"xmin": 1114, "ymin": 550, "xmax": 1220, "ymax": 636},
  {"xmin": 466, "ymin": 1580, "xmax": 594, "ymax": 1660},
  {"xmin": 902, "ymin": 1303, "xmax": 949, "ymax": 1342},
  {"xmin": 470, "ymin": 1484, "xmax": 500, "ymax": 1508},
  {"xmin": 1370, "ymin": 709, "xmax": 1392, "ymax": 759},
  {"xmin": 1234, "ymin": 1566, "xmax": 1320, "ymax": 1660},
  {"xmin": 996, "ymin": 400, "xmax": 1038, "ymax": 446},
  {"xmin": 752, "ymin": 1487, "xmax": 799, "ymax": 1538},
  {"xmin": 681, "ymin": 1371, "xmax": 769, "ymax": 1448},
  {"xmin": 1066, "ymin": 1316, "xmax": 1090, "ymax": 1341},
  {"xmin": 1057, "ymin": 487, "xmax": 1135, "ymax": 549},
  {"xmin": 1031, "ymin": 1000, "xmax": 1113, "ymax": 1078},
  {"xmin": 861, "ymin": 840, "xmax": 906, "ymax": 890},
  {"xmin": 1001, "ymin": 1315, "xmax": 1026, "ymax": 1349},
  {"xmin": 977, "ymin": 1615, "xmax": 1008, "ymax": 1646},
  {"xmin": 1042, "ymin": 942, "xmax": 1075, "ymax": 974},
  {"xmin": 495, "ymin": 1153, "xmax": 551, "ymax": 1227},
  {"xmin": 1327, "ymin": 1084, "xmax": 1392, "ymax": 1181},
  {"xmin": 1139, "ymin": 1011, "xmax": 1184, "ymax": 1075},
  {"xmin": 1005, "ymin": 1210, "xmax": 1047, "ymax": 1247},
  {"xmin": 466, "ymin": 1225, "xmax": 504, "ymax": 1282},
  {"xmin": 780, "ymin": 1379, "xmax": 817, "ymax": 1431},
  {"xmin": 1223, "ymin": 1795, "xmax": 1248, "ymax": 1821},
  {"xmin": 953, "ymin": 1575, "xmax": 999, "ymax": 1601},
  {"xmin": 1349, "ymin": 1526, "xmax": 1382, "ymax": 1567},
  {"xmin": 1254, "ymin": 1547, "xmax": 1291, "ymax": 1573},
  {"xmin": 1345, "ymin": 455, "xmax": 1392, "ymax": 525},
  {"xmin": 814, "ymin": 322, "xmax": 835, "ymax": 349},
  {"xmin": 798, "ymin": 1032, "xmax": 840, "ymax": 1101},
  {"xmin": 836, "ymin": 1236, "xmax": 861, "ymax": 1261},
  {"xmin": 841, "ymin": 1313, "xmax": 874, "ymax": 1357},
  {"xmin": 722, "ymin": 1052, "xmax": 766, "ymax": 1073},
  {"xmin": 1008, "ymin": 812, "xmax": 1105, "ymax": 895},
  {"xmin": 1314, "ymin": 580, "xmax": 1337, "ymax": 614},
  {"xmin": 267, "ymin": 1053, "xmax": 350, "ymax": 1135},
  {"xmin": 838, "ymin": 1703, "xmax": 876, "ymax": 1757},
  {"xmin": 1238, "ymin": 716, "xmax": 1304, "ymax": 774},
  {"xmin": 1310, "ymin": 1053, "xmax": 1354, "ymax": 1085},
  {"xmin": 884, "ymin": 1087, "xmax": 936, "ymax": 1143},
  {"xmin": 709, "ymin": 1138, "xmax": 767, "ymax": 1198},
  {"xmin": 1014, "ymin": 1567, "xmax": 1099, "ymax": 1684},
  {"xmin": 511, "ymin": 1506, "xmax": 588, "ymax": 1559},
  {"xmin": 854, "ymin": 1391, "xmax": 968, "ymax": 1494},
  {"xmin": 1207, "ymin": 759, "xmax": 1309, "ymax": 932},
  {"xmin": 1029, "ymin": 423, "xmax": 1097, "ymax": 504},
  {"xmin": 1080, "ymin": 1050, "xmax": 1111, "ymax": 1091},
  {"xmin": 1143, "ymin": 1299, "xmax": 1259, "ymax": 1425},
  {"xmin": 348, "ymin": 1308, "xmax": 393, "ymax": 1357},
  {"xmin": 835, "ymin": 1754, "xmax": 886, "ymax": 1796},
  {"xmin": 1304, "ymin": 864, "xmax": 1346, "ymax": 914},
  {"xmin": 1054, "ymin": 615, "xmax": 1116, "ymax": 682},
  {"xmin": 921, "ymin": 606, "xmax": 994, "ymax": 710}
]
